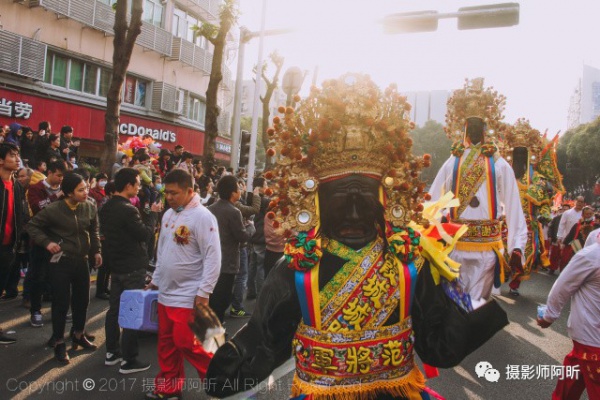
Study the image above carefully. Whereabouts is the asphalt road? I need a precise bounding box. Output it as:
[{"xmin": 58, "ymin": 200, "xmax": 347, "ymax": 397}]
[{"xmin": 0, "ymin": 269, "xmax": 589, "ymax": 400}]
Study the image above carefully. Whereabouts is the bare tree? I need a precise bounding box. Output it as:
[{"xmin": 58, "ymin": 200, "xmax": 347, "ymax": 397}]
[
  {"xmin": 258, "ymin": 51, "xmax": 284, "ymax": 170},
  {"xmin": 195, "ymin": 0, "xmax": 238, "ymax": 172},
  {"xmin": 100, "ymin": 0, "xmax": 144, "ymax": 175}
]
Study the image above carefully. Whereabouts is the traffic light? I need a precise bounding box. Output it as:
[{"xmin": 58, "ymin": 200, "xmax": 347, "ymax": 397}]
[
  {"xmin": 382, "ymin": 11, "xmax": 439, "ymax": 34},
  {"xmin": 457, "ymin": 3, "xmax": 519, "ymax": 30},
  {"xmin": 239, "ymin": 130, "xmax": 251, "ymax": 168}
]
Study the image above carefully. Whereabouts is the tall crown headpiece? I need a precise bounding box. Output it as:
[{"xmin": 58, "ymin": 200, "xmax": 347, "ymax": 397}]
[
  {"xmin": 445, "ymin": 77, "xmax": 506, "ymax": 143},
  {"xmin": 500, "ymin": 118, "xmax": 544, "ymax": 164},
  {"xmin": 264, "ymin": 73, "xmax": 429, "ymax": 238}
]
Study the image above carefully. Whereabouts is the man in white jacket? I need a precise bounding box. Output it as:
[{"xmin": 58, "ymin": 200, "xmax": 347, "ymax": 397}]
[
  {"xmin": 538, "ymin": 243, "xmax": 600, "ymax": 399},
  {"xmin": 145, "ymin": 169, "xmax": 221, "ymax": 400}
]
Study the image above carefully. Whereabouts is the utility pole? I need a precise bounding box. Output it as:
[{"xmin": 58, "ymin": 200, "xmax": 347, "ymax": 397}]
[{"xmin": 229, "ymin": 24, "xmax": 293, "ymax": 171}]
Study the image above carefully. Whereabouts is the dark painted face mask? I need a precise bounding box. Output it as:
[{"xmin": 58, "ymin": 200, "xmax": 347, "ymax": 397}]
[
  {"xmin": 318, "ymin": 175, "xmax": 383, "ymax": 250},
  {"xmin": 512, "ymin": 147, "xmax": 528, "ymax": 179},
  {"xmin": 466, "ymin": 117, "xmax": 485, "ymax": 145}
]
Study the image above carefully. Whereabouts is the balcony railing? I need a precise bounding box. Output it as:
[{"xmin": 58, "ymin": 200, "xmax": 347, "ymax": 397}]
[
  {"xmin": 0, "ymin": 30, "xmax": 47, "ymax": 80},
  {"xmin": 30, "ymin": 0, "xmax": 172, "ymax": 57},
  {"xmin": 170, "ymin": 37, "xmax": 210, "ymax": 74},
  {"xmin": 170, "ymin": 37, "xmax": 232, "ymax": 90}
]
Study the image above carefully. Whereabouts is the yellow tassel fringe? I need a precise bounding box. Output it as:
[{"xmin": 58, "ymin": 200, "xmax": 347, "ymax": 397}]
[{"xmin": 290, "ymin": 366, "xmax": 425, "ymax": 400}]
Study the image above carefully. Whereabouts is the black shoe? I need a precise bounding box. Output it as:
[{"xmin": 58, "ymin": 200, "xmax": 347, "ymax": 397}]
[
  {"xmin": 0, "ymin": 332, "xmax": 16, "ymax": 345},
  {"xmin": 54, "ymin": 342, "xmax": 70, "ymax": 364},
  {"xmin": 70, "ymin": 328, "xmax": 96, "ymax": 342},
  {"xmin": 119, "ymin": 359, "xmax": 151, "ymax": 375},
  {"xmin": 105, "ymin": 352, "xmax": 123, "ymax": 366},
  {"xmin": 95, "ymin": 293, "xmax": 110, "ymax": 300},
  {"xmin": 72, "ymin": 334, "xmax": 97, "ymax": 351}
]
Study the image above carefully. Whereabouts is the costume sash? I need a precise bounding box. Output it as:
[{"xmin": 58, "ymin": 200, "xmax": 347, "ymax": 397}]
[
  {"xmin": 319, "ymin": 238, "xmax": 404, "ymax": 331},
  {"xmin": 452, "ymin": 146, "xmax": 497, "ymax": 220}
]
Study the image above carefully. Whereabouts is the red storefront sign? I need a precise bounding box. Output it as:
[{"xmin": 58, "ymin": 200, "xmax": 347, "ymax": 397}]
[{"xmin": 0, "ymin": 88, "xmax": 231, "ymax": 159}]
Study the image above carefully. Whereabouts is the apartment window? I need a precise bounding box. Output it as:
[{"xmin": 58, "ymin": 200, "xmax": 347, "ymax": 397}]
[
  {"xmin": 69, "ymin": 60, "xmax": 84, "ymax": 91},
  {"xmin": 99, "ymin": 0, "xmax": 163, "ymax": 27},
  {"xmin": 99, "ymin": 68, "xmax": 112, "ymax": 97},
  {"xmin": 172, "ymin": 8, "xmax": 205, "ymax": 46},
  {"xmin": 44, "ymin": 52, "xmax": 148, "ymax": 107},
  {"xmin": 123, "ymin": 75, "xmax": 149, "ymax": 107},
  {"xmin": 143, "ymin": 0, "xmax": 164, "ymax": 27},
  {"xmin": 83, "ymin": 65, "xmax": 98, "ymax": 95},
  {"xmin": 51, "ymin": 55, "xmax": 68, "ymax": 88},
  {"xmin": 188, "ymin": 96, "xmax": 206, "ymax": 124}
]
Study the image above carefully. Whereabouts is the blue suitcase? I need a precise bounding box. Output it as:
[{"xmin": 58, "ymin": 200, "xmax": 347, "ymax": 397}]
[{"xmin": 118, "ymin": 289, "xmax": 159, "ymax": 332}]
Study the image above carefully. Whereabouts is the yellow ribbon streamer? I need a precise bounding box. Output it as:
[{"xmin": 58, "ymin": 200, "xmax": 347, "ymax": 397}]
[{"xmin": 411, "ymin": 192, "xmax": 467, "ymax": 284}]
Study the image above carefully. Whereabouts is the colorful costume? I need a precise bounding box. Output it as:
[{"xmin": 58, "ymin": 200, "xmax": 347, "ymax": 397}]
[
  {"xmin": 202, "ymin": 74, "xmax": 508, "ymax": 399},
  {"xmin": 499, "ymin": 119, "xmax": 564, "ymax": 288},
  {"xmin": 429, "ymin": 78, "xmax": 528, "ymax": 302}
]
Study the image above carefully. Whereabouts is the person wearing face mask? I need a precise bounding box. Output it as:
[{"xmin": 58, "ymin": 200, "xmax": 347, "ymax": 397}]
[
  {"xmin": 429, "ymin": 78, "xmax": 528, "ymax": 301},
  {"xmin": 89, "ymin": 173, "xmax": 109, "ymax": 208}
]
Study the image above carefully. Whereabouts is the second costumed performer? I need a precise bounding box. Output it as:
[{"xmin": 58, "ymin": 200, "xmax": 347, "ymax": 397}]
[{"xmin": 192, "ymin": 74, "xmax": 509, "ymax": 400}]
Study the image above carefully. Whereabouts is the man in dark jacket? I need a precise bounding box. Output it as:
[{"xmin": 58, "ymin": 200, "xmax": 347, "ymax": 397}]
[
  {"xmin": 0, "ymin": 143, "xmax": 24, "ymax": 344},
  {"xmin": 58, "ymin": 125, "xmax": 79, "ymax": 161},
  {"xmin": 100, "ymin": 168, "xmax": 156, "ymax": 374},
  {"xmin": 208, "ymin": 175, "xmax": 254, "ymax": 322}
]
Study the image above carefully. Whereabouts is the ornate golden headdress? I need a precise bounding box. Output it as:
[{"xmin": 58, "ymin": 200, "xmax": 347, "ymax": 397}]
[
  {"xmin": 500, "ymin": 118, "xmax": 544, "ymax": 164},
  {"xmin": 264, "ymin": 73, "xmax": 429, "ymax": 238},
  {"xmin": 445, "ymin": 77, "xmax": 506, "ymax": 143}
]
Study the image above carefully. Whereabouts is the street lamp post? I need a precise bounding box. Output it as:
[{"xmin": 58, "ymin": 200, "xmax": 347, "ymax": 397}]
[
  {"xmin": 228, "ymin": 26, "xmax": 293, "ymax": 175},
  {"xmin": 246, "ymin": 0, "xmax": 268, "ymax": 192}
]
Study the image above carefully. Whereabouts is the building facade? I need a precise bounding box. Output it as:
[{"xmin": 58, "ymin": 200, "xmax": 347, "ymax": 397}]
[
  {"xmin": 402, "ymin": 90, "xmax": 449, "ymax": 128},
  {"xmin": 0, "ymin": 0, "xmax": 234, "ymax": 162},
  {"xmin": 568, "ymin": 64, "xmax": 600, "ymax": 129}
]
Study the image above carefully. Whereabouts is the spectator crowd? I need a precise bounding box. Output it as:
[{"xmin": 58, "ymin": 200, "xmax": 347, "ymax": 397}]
[{"xmin": 0, "ymin": 122, "xmax": 283, "ymax": 400}]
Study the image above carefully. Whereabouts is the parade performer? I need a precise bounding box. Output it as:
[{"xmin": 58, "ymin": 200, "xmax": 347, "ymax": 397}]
[
  {"xmin": 192, "ymin": 74, "xmax": 508, "ymax": 399},
  {"xmin": 429, "ymin": 78, "xmax": 528, "ymax": 300},
  {"xmin": 499, "ymin": 119, "xmax": 564, "ymax": 291}
]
